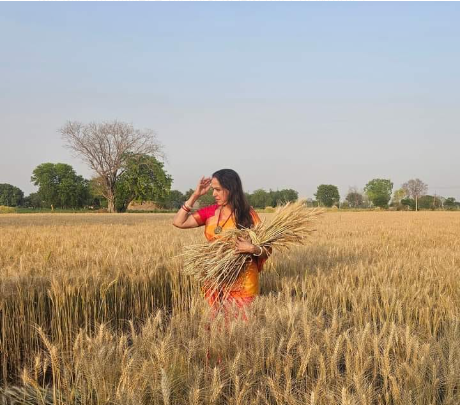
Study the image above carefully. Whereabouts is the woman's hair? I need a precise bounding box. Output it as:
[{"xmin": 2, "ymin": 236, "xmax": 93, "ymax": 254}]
[{"xmin": 212, "ymin": 169, "xmax": 253, "ymax": 229}]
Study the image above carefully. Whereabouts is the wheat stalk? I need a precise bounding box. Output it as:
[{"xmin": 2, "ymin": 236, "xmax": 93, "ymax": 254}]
[{"xmin": 180, "ymin": 201, "xmax": 324, "ymax": 300}]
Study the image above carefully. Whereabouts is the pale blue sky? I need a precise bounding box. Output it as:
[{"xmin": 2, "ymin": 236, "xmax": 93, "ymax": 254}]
[{"xmin": 1, "ymin": 3, "xmax": 459, "ymax": 200}]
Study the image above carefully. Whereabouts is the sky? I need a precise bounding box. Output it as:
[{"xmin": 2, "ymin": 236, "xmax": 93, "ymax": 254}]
[{"xmin": 1, "ymin": 3, "xmax": 460, "ymax": 200}]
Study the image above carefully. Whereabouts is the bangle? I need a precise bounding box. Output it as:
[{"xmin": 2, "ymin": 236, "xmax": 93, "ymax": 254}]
[
  {"xmin": 184, "ymin": 202, "xmax": 193, "ymax": 211},
  {"xmin": 181, "ymin": 204, "xmax": 191, "ymax": 213},
  {"xmin": 252, "ymin": 245, "xmax": 263, "ymax": 257}
]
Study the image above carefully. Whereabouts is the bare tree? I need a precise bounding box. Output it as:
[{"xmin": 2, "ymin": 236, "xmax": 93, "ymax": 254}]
[
  {"xmin": 60, "ymin": 121, "xmax": 163, "ymax": 213},
  {"xmin": 402, "ymin": 178, "xmax": 428, "ymax": 211},
  {"xmin": 345, "ymin": 187, "xmax": 364, "ymax": 208}
]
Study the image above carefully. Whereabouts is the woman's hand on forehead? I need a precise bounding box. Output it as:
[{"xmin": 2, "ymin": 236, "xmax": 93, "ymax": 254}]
[{"xmin": 195, "ymin": 176, "xmax": 212, "ymax": 197}]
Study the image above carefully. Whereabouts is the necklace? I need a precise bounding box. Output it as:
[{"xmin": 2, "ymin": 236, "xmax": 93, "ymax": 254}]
[{"xmin": 214, "ymin": 206, "xmax": 233, "ymax": 234}]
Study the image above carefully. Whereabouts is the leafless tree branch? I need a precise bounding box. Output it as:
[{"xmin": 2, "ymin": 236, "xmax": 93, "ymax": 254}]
[{"xmin": 60, "ymin": 120, "xmax": 164, "ymax": 212}]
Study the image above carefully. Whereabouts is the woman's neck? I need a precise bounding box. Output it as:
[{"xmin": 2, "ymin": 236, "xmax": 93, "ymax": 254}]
[{"xmin": 219, "ymin": 204, "xmax": 233, "ymax": 215}]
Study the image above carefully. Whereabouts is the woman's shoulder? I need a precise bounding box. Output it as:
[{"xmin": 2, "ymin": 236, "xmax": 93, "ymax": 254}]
[
  {"xmin": 201, "ymin": 203, "xmax": 219, "ymax": 215},
  {"xmin": 192, "ymin": 203, "xmax": 219, "ymax": 226}
]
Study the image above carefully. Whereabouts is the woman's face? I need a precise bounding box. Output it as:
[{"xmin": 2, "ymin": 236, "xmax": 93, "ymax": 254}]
[{"xmin": 211, "ymin": 177, "xmax": 229, "ymax": 206}]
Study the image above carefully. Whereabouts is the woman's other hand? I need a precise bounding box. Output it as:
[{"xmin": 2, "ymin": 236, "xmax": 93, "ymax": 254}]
[
  {"xmin": 234, "ymin": 235, "xmax": 258, "ymax": 254},
  {"xmin": 194, "ymin": 176, "xmax": 212, "ymax": 197}
]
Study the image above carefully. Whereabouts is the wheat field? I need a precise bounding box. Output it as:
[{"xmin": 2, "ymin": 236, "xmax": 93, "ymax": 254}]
[{"xmin": 1, "ymin": 211, "xmax": 460, "ymax": 405}]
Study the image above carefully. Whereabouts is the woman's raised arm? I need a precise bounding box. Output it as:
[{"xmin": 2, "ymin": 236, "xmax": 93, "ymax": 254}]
[{"xmin": 172, "ymin": 176, "xmax": 211, "ymax": 229}]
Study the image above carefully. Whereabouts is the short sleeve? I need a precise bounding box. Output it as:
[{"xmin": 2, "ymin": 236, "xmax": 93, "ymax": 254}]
[{"xmin": 192, "ymin": 204, "xmax": 218, "ymax": 227}]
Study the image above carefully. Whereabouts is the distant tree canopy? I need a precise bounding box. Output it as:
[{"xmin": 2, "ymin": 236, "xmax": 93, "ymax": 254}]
[
  {"xmin": 247, "ymin": 189, "xmax": 268, "ymax": 209},
  {"xmin": 181, "ymin": 187, "xmax": 298, "ymax": 209},
  {"xmin": 112, "ymin": 153, "xmax": 172, "ymax": 212},
  {"xmin": 156, "ymin": 190, "xmax": 186, "ymax": 210},
  {"xmin": 418, "ymin": 195, "xmax": 442, "ymax": 210},
  {"xmin": 364, "ymin": 179, "xmax": 393, "ymax": 208},
  {"xmin": 444, "ymin": 197, "xmax": 459, "ymax": 210},
  {"xmin": 23, "ymin": 192, "xmax": 43, "ymax": 209},
  {"xmin": 401, "ymin": 198, "xmax": 416, "ymax": 210},
  {"xmin": 0, "ymin": 183, "xmax": 24, "ymax": 207},
  {"xmin": 31, "ymin": 163, "xmax": 90, "ymax": 208},
  {"xmin": 247, "ymin": 189, "xmax": 298, "ymax": 209},
  {"xmin": 315, "ymin": 185, "xmax": 340, "ymax": 207},
  {"xmin": 391, "ymin": 188, "xmax": 406, "ymax": 207}
]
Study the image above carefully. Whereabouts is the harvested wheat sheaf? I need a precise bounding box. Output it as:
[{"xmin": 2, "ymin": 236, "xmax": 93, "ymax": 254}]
[{"xmin": 181, "ymin": 201, "xmax": 324, "ymax": 298}]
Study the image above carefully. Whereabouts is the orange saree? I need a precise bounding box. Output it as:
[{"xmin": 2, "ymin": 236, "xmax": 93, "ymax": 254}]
[{"xmin": 192, "ymin": 204, "xmax": 267, "ymax": 319}]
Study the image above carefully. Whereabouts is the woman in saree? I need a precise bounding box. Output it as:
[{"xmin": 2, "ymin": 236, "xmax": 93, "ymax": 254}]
[{"xmin": 173, "ymin": 169, "xmax": 270, "ymax": 320}]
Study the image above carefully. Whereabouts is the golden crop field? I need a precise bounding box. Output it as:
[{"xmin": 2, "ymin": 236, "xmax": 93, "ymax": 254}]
[{"xmin": 1, "ymin": 211, "xmax": 460, "ymax": 405}]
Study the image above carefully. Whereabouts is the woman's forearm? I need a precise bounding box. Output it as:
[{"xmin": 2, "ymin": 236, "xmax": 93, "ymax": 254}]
[{"xmin": 172, "ymin": 194, "xmax": 199, "ymax": 226}]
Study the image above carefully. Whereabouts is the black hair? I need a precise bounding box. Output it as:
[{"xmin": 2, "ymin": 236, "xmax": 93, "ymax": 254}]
[{"xmin": 212, "ymin": 169, "xmax": 253, "ymax": 229}]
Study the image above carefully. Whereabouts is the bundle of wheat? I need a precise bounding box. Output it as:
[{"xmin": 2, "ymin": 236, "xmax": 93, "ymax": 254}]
[{"xmin": 181, "ymin": 201, "xmax": 324, "ymax": 300}]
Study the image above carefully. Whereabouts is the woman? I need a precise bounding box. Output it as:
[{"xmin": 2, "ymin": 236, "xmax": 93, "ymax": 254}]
[{"xmin": 173, "ymin": 169, "xmax": 270, "ymax": 320}]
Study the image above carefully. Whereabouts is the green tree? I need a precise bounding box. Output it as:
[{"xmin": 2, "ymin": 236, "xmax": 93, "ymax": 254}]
[
  {"xmin": 23, "ymin": 192, "xmax": 43, "ymax": 209},
  {"xmin": 88, "ymin": 177, "xmax": 107, "ymax": 209},
  {"xmin": 54, "ymin": 164, "xmax": 90, "ymax": 208},
  {"xmin": 156, "ymin": 190, "xmax": 186, "ymax": 210},
  {"xmin": 248, "ymin": 189, "xmax": 270, "ymax": 209},
  {"xmin": 114, "ymin": 153, "xmax": 172, "ymax": 212},
  {"xmin": 391, "ymin": 188, "xmax": 406, "ymax": 207},
  {"xmin": 444, "ymin": 197, "xmax": 458, "ymax": 210},
  {"xmin": 265, "ymin": 190, "xmax": 276, "ymax": 207},
  {"xmin": 268, "ymin": 189, "xmax": 299, "ymax": 206},
  {"xmin": 401, "ymin": 198, "xmax": 415, "ymax": 210},
  {"xmin": 0, "ymin": 184, "xmax": 24, "ymax": 207},
  {"xmin": 418, "ymin": 195, "xmax": 442, "ymax": 210},
  {"xmin": 315, "ymin": 185, "xmax": 340, "ymax": 207},
  {"xmin": 364, "ymin": 179, "xmax": 393, "ymax": 208},
  {"xmin": 31, "ymin": 163, "xmax": 58, "ymax": 207},
  {"xmin": 31, "ymin": 163, "xmax": 90, "ymax": 208}
]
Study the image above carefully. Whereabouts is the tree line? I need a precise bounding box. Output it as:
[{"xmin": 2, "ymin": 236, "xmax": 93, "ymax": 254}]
[
  {"xmin": 3, "ymin": 170, "xmax": 458, "ymax": 212},
  {"xmin": 1, "ymin": 120, "xmax": 459, "ymax": 212},
  {"xmin": 313, "ymin": 179, "xmax": 459, "ymax": 211},
  {"xmin": 0, "ymin": 164, "xmax": 299, "ymax": 211}
]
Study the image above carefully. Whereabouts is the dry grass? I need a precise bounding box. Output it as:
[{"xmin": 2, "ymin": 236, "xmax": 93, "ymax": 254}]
[{"xmin": 1, "ymin": 211, "xmax": 460, "ymax": 404}]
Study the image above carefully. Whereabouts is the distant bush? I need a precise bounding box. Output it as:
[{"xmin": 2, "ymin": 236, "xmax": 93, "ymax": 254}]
[{"xmin": 0, "ymin": 205, "xmax": 16, "ymax": 214}]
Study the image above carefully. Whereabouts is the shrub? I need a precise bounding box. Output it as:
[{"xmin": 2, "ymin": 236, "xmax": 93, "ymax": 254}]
[{"xmin": 0, "ymin": 205, "xmax": 16, "ymax": 214}]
